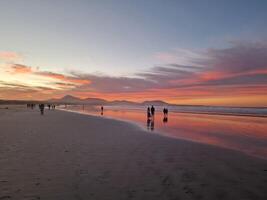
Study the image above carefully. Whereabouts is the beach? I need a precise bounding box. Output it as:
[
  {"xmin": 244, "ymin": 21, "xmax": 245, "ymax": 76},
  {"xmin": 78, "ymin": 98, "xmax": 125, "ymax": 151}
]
[{"xmin": 0, "ymin": 106, "xmax": 267, "ymax": 200}]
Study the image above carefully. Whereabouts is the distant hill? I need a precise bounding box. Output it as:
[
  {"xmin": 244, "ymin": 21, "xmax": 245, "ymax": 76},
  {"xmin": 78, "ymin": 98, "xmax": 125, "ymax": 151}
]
[
  {"xmin": 49, "ymin": 95, "xmax": 107, "ymax": 105},
  {"xmin": 109, "ymin": 100, "xmax": 139, "ymax": 106},
  {"xmin": 49, "ymin": 95, "xmax": 82, "ymax": 103},
  {"xmin": 142, "ymin": 100, "xmax": 169, "ymax": 106},
  {"xmin": 83, "ymin": 97, "xmax": 108, "ymax": 105},
  {"xmin": 61, "ymin": 95, "xmax": 83, "ymax": 103},
  {"xmin": 48, "ymin": 95, "xmax": 169, "ymax": 106}
]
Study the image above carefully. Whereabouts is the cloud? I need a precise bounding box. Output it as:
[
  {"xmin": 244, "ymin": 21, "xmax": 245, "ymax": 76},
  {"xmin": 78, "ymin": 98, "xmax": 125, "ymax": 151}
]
[
  {"xmin": 0, "ymin": 52, "xmax": 22, "ymax": 62},
  {"xmin": 204, "ymin": 41, "xmax": 267, "ymax": 73},
  {"xmin": 70, "ymin": 72, "xmax": 156, "ymax": 93},
  {"xmin": 66, "ymin": 40, "xmax": 267, "ymax": 105},
  {"xmin": 1, "ymin": 40, "xmax": 267, "ymax": 105},
  {"xmin": 8, "ymin": 64, "xmax": 91, "ymax": 86},
  {"xmin": 11, "ymin": 64, "xmax": 32, "ymax": 74},
  {"xmin": 35, "ymin": 71, "xmax": 91, "ymax": 85}
]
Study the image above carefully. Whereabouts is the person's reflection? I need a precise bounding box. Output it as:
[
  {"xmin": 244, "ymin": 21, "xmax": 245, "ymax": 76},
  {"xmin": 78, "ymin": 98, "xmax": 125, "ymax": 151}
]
[
  {"xmin": 147, "ymin": 116, "xmax": 155, "ymax": 131},
  {"xmin": 147, "ymin": 118, "xmax": 151, "ymax": 130},
  {"xmin": 151, "ymin": 119, "xmax": 154, "ymax": 131},
  {"xmin": 163, "ymin": 116, "xmax": 168, "ymax": 124}
]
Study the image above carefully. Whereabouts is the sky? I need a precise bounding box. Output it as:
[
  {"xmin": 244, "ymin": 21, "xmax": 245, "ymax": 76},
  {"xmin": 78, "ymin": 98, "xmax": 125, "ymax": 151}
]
[{"xmin": 0, "ymin": 0, "xmax": 267, "ymax": 106}]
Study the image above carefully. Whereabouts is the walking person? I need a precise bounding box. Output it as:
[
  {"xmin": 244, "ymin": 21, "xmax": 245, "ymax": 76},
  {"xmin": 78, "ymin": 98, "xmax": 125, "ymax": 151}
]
[
  {"xmin": 101, "ymin": 106, "xmax": 104, "ymax": 115},
  {"xmin": 151, "ymin": 105, "xmax": 155, "ymax": 116},
  {"xmin": 163, "ymin": 107, "xmax": 168, "ymax": 117},
  {"xmin": 39, "ymin": 104, "xmax": 45, "ymax": 115}
]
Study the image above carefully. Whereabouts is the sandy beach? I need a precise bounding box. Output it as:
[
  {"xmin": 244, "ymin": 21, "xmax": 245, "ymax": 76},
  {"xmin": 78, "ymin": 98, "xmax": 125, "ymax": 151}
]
[{"xmin": 0, "ymin": 106, "xmax": 267, "ymax": 200}]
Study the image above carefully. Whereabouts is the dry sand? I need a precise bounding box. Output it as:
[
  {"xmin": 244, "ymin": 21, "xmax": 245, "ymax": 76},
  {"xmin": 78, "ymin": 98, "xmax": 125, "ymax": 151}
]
[{"xmin": 0, "ymin": 106, "xmax": 267, "ymax": 200}]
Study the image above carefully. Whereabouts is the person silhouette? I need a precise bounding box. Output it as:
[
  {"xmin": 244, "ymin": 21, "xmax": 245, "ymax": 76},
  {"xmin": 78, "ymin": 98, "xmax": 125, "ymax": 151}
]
[
  {"xmin": 147, "ymin": 106, "xmax": 151, "ymax": 119},
  {"xmin": 39, "ymin": 104, "xmax": 45, "ymax": 115},
  {"xmin": 151, "ymin": 105, "xmax": 155, "ymax": 116},
  {"xmin": 101, "ymin": 106, "xmax": 104, "ymax": 115}
]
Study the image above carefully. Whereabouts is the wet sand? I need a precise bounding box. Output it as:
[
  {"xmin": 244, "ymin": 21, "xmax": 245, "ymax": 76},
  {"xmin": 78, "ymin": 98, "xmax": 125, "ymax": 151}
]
[
  {"xmin": 62, "ymin": 105, "xmax": 267, "ymax": 159},
  {"xmin": 0, "ymin": 106, "xmax": 267, "ymax": 199}
]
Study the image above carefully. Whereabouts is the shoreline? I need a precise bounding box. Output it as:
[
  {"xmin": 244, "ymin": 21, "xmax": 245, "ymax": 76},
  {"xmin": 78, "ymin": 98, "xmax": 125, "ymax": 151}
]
[
  {"xmin": 1, "ymin": 107, "xmax": 267, "ymax": 199},
  {"xmin": 59, "ymin": 107, "xmax": 267, "ymax": 160}
]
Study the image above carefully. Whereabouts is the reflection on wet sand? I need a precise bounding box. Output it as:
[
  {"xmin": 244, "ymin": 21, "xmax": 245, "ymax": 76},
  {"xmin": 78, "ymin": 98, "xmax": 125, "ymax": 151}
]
[
  {"xmin": 163, "ymin": 116, "xmax": 168, "ymax": 124},
  {"xmin": 63, "ymin": 105, "xmax": 267, "ymax": 159},
  {"xmin": 147, "ymin": 117, "xmax": 155, "ymax": 131}
]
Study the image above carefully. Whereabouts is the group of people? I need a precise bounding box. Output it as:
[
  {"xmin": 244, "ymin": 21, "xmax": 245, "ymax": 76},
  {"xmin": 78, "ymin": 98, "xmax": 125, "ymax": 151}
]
[
  {"xmin": 163, "ymin": 107, "xmax": 168, "ymax": 116},
  {"xmin": 27, "ymin": 103, "xmax": 56, "ymax": 115},
  {"xmin": 146, "ymin": 106, "xmax": 169, "ymax": 130},
  {"xmin": 47, "ymin": 104, "xmax": 56, "ymax": 110},
  {"xmin": 163, "ymin": 107, "xmax": 169, "ymax": 123},
  {"xmin": 147, "ymin": 105, "xmax": 155, "ymax": 119},
  {"xmin": 39, "ymin": 104, "xmax": 56, "ymax": 115},
  {"xmin": 27, "ymin": 103, "xmax": 36, "ymax": 109},
  {"xmin": 39, "ymin": 104, "xmax": 45, "ymax": 115},
  {"xmin": 147, "ymin": 106, "xmax": 169, "ymax": 118}
]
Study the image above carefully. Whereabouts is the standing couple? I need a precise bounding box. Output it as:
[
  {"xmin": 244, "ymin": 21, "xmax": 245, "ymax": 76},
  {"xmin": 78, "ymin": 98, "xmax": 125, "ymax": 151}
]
[{"xmin": 147, "ymin": 105, "xmax": 155, "ymax": 119}]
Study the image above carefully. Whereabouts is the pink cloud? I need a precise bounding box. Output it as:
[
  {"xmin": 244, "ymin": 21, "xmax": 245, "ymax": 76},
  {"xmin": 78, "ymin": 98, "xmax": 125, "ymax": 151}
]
[{"xmin": 0, "ymin": 52, "xmax": 22, "ymax": 62}]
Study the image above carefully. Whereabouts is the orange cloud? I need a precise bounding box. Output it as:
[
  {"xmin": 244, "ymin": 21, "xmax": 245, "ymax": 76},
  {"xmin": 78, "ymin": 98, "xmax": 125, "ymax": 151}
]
[
  {"xmin": 2, "ymin": 41, "xmax": 267, "ymax": 107},
  {"xmin": 8, "ymin": 64, "xmax": 90, "ymax": 86},
  {"xmin": 11, "ymin": 64, "xmax": 32, "ymax": 74}
]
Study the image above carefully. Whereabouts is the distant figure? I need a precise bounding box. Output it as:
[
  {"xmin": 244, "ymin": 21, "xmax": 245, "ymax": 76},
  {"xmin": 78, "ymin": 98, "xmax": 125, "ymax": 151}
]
[
  {"xmin": 101, "ymin": 106, "xmax": 104, "ymax": 115},
  {"xmin": 147, "ymin": 106, "xmax": 151, "ymax": 118},
  {"xmin": 163, "ymin": 107, "xmax": 168, "ymax": 117},
  {"xmin": 48, "ymin": 104, "xmax": 51, "ymax": 110},
  {"xmin": 52, "ymin": 104, "xmax": 56, "ymax": 110},
  {"xmin": 146, "ymin": 108, "xmax": 155, "ymax": 131},
  {"xmin": 151, "ymin": 105, "xmax": 155, "ymax": 116},
  {"xmin": 39, "ymin": 104, "xmax": 45, "ymax": 115}
]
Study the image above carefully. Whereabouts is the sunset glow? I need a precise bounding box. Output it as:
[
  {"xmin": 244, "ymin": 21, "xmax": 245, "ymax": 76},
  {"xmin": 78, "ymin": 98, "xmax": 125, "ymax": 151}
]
[{"xmin": 0, "ymin": 1, "xmax": 267, "ymax": 106}]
